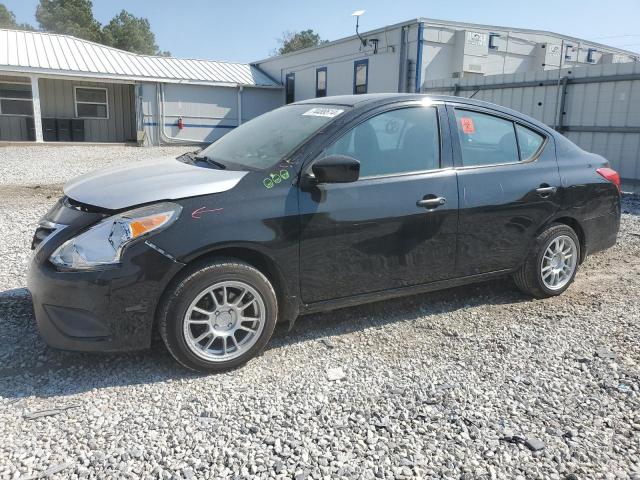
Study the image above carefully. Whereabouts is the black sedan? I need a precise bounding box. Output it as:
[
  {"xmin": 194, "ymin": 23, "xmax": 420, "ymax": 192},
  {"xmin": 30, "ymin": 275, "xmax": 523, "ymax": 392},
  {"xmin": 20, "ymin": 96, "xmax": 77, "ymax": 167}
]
[{"xmin": 28, "ymin": 94, "xmax": 621, "ymax": 372}]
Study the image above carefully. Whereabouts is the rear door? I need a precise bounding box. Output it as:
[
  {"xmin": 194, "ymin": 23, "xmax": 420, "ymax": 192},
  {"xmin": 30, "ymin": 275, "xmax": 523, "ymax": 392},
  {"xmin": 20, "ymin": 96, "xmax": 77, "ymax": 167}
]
[
  {"xmin": 298, "ymin": 102, "xmax": 459, "ymax": 304},
  {"xmin": 447, "ymin": 104, "xmax": 561, "ymax": 276}
]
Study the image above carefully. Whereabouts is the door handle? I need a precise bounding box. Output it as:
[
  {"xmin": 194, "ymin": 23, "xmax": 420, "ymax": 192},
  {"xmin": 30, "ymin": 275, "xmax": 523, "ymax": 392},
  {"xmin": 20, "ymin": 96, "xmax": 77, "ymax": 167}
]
[
  {"xmin": 536, "ymin": 186, "xmax": 557, "ymax": 197},
  {"xmin": 417, "ymin": 196, "xmax": 446, "ymax": 209}
]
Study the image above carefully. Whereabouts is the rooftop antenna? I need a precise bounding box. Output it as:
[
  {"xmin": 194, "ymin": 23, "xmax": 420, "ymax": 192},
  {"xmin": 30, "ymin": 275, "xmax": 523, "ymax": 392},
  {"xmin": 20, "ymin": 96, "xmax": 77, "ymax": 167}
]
[{"xmin": 352, "ymin": 10, "xmax": 366, "ymax": 47}]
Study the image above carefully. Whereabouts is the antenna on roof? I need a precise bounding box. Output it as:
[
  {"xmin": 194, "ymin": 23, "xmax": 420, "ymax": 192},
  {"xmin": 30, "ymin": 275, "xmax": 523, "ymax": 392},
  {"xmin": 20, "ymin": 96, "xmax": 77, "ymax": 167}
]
[{"xmin": 352, "ymin": 10, "xmax": 367, "ymax": 47}]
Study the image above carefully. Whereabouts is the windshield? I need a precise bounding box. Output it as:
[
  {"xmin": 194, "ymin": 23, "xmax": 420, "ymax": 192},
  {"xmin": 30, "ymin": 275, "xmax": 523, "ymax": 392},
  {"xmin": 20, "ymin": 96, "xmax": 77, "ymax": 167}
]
[{"xmin": 198, "ymin": 104, "xmax": 348, "ymax": 170}]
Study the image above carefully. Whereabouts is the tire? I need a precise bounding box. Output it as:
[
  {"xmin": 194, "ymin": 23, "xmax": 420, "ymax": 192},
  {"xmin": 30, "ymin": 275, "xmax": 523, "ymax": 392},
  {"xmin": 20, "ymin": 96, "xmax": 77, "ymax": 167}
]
[
  {"xmin": 513, "ymin": 223, "xmax": 581, "ymax": 299},
  {"xmin": 159, "ymin": 259, "xmax": 278, "ymax": 373}
]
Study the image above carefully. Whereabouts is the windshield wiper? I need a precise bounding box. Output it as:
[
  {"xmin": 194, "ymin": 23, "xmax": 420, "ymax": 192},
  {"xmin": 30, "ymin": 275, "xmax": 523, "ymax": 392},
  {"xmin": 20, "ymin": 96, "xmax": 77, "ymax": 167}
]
[{"xmin": 195, "ymin": 155, "xmax": 227, "ymax": 170}]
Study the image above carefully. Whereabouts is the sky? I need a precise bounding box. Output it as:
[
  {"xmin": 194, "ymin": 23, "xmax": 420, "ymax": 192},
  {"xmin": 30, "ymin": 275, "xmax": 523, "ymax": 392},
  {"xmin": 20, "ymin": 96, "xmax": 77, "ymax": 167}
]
[{"xmin": 4, "ymin": 0, "xmax": 640, "ymax": 62}]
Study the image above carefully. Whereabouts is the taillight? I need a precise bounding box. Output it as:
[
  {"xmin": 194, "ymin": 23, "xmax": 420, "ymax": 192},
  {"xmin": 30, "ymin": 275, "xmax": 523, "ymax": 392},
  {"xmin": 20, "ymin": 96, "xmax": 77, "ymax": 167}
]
[{"xmin": 596, "ymin": 167, "xmax": 621, "ymax": 193}]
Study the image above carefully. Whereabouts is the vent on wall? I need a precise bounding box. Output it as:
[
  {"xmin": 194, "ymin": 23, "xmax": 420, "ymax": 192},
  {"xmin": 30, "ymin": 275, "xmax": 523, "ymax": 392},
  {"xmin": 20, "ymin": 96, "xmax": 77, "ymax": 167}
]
[{"xmin": 452, "ymin": 72, "xmax": 461, "ymax": 78}]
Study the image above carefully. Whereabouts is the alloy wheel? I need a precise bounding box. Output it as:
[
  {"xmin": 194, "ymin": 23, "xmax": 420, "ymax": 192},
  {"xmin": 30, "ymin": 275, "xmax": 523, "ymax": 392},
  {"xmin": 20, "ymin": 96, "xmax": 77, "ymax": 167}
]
[
  {"xmin": 182, "ymin": 281, "xmax": 266, "ymax": 362},
  {"xmin": 540, "ymin": 235, "xmax": 577, "ymax": 291}
]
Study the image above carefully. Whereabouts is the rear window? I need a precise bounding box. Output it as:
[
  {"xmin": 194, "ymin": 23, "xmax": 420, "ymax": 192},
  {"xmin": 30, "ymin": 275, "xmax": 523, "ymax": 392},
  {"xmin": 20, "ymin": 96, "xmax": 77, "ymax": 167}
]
[{"xmin": 516, "ymin": 124, "xmax": 545, "ymax": 160}]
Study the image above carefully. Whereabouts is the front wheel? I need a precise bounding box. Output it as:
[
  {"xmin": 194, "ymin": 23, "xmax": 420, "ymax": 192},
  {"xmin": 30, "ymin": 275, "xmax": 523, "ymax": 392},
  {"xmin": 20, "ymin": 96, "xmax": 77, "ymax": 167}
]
[
  {"xmin": 513, "ymin": 224, "xmax": 580, "ymax": 298},
  {"xmin": 159, "ymin": 259, "xmax": 278, "ymax": 372}
]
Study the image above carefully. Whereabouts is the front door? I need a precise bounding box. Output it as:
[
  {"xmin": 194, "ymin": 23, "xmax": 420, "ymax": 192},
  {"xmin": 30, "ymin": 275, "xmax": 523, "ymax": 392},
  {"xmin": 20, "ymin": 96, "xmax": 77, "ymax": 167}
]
[
  {"xmin": 447, "ymin": 105, "xmax": 562, "ymax": 276},
  {"xmin": 298, "ymin": 103, "xmax": 459, "ymax": 304}
]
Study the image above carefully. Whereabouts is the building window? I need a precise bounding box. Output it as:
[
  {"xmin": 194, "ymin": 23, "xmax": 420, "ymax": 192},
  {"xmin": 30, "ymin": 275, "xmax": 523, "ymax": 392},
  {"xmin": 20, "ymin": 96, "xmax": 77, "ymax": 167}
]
[
  {"xmin": 285, "ymin": 73, "xmax": 295, "ymax": 104},
  {"xmin": 489, "ymin": 33, "xmax": 500, "ymax": 50},
  {"xmin": 316, "ymin": 67, "xmax": 327, "ymax": 98},
  {"xmin": 0, "ymin": 82, "xmax": 33, "ymax": 116},
  {"xmin": 353, "ymin": 59, "xmax": 368, "ymax": 95},
  {"xmin": 74, "ymin": 87, "xmax": 108, "ymax": 119},
  {"xmin": 587, "ymin": 48, "xmax": 597, "ymax": 63},
  {"xmin": 565, "ymin": 44, "xmax": 574, "ymax": 61}
]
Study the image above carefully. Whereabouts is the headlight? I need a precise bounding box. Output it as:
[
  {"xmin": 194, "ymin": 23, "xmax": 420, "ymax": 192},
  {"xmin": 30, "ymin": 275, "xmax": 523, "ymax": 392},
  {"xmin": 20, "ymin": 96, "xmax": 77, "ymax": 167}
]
[{"xmin": 50, "ymin": 202, "xmax": 182, "ymax": 270}]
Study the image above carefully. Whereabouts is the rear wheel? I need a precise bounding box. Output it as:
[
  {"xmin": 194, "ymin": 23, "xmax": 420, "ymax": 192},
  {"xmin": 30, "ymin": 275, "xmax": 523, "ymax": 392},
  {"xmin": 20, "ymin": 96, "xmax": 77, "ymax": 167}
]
[
  {"xmin": 159, "ymin": 259, "xmax": 278, "ymax": 372},
  {"xmin": 513, "ymin": 224, "xmax": 580, "ymax": 298}
]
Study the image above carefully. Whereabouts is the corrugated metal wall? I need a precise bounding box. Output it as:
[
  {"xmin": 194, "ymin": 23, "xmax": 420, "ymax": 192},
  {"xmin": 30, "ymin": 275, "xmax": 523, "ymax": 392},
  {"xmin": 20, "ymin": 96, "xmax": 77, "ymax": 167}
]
[
  {"xmin": 0, "ymin": 75, "xmax": 32, "ymax": 141},
  {"xmin": 140, "ymin": 83, "xmax": 283, "ymax": 146},
  {"xmin": 424, "ymin": 62, "xmax": 640, "ymax": 188},
  {"xmin": 39, "ymin": 78, "xmax": 136, "ymax": 142}
]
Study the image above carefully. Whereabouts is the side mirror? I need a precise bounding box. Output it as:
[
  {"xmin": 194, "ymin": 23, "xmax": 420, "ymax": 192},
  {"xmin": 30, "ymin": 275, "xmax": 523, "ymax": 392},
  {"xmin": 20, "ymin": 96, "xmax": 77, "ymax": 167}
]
[{"xmin": 311, "ymin": 155, "xmax": 360, "ymax": 184}]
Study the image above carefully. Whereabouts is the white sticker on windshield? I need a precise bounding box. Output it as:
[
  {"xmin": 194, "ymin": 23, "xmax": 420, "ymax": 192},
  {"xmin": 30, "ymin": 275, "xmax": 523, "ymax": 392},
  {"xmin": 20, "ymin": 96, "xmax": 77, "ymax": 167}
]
[{"xmin": 302, "ymin": 107, "xmax": 344, "ymax": 118}]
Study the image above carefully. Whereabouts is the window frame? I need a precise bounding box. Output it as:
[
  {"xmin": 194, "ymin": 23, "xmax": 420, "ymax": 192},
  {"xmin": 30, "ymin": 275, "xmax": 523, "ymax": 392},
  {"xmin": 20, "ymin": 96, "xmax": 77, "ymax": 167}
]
[
  {"xmin": 315, "ymin": 67, "xmax": 327, "ymax": 98},
  {"xmin": 488, "ymin": 33, "xmax": 500, "ymax": 50},
  {"xmin": 447, "ymin": 104, "xmax": 548, "ymax": 170},
  {"xmin": 306, "ymin": 102, "xmax": 447, "ymax": 181},
  {"xmin": 565, "ymin": 44, "xmax": 574, "ymax": 61},
  {"xmin": 353, "ymin": 59, "xmax": 369, "ymax": 95},
  {"xmin": 587, "ymin": 48, "xmax": 597, "ymax": 63},
  {"xmin": 74, "ymin": 86, "xmax": 109, "ymax": 120},
  {"xmin": 0, "ymin": 80, "xmax": 33, "ymax": 117},
  {"xmin": 285, "ymin": 73, "xmax": 295, "ymax": 104}
]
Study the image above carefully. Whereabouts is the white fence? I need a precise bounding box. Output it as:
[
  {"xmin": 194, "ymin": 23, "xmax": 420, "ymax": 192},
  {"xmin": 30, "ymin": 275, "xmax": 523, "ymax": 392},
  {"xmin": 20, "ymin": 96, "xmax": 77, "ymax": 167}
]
[{"xmin": 423, "ymin": 62, "xmax": 640, "ymax": 191}]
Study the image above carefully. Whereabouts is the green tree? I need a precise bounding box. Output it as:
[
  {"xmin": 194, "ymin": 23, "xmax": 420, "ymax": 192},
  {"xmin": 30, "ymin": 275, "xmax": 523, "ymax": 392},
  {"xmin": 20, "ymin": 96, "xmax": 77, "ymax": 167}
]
[
  {"xmin": 0, "ymin": 3, "xmax": 35, "ymax": 30},
  {"xmin": 35, "ymin": 0, "xmax": 103, "ymax": 42},
  {"xmin": 276, "ymin": 30, "xmax": 328, "ymax": 55},
  {"xmin": 103, "ymin": 10, "xmax": 169, "ymax": 56}
]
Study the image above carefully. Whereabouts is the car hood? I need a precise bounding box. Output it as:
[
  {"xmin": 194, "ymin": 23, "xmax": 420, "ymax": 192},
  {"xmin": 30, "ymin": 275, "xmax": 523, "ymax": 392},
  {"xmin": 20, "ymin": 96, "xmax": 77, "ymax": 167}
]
[{"xmin": 64, "ymin": 156, "xmax": 248, "ymax": 210}]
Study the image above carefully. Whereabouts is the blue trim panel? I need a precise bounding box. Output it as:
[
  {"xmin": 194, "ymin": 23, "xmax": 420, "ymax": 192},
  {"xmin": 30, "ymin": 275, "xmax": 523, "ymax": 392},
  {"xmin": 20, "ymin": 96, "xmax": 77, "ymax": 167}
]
[
  {"xmin": 353, "ymin": 59, "xmax": 369, "ymax": 94},
  {"xmin": 144, "ymin": 122, "xmax": 236, "ymax": 129},
  {"xmin": 415, "ymin": 22, "xmax": 424, "ymax": 93}
]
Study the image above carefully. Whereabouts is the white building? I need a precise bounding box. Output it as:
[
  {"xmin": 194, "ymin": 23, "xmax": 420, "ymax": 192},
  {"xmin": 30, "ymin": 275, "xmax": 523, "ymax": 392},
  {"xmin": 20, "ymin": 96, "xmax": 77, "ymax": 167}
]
[
  {"xmin": 254, "ymin": 18, "xmax": 638, "ymax": 102},
  {"xmin": 0, "ymin": 29, "xmax": 282, "ymax": 144}
]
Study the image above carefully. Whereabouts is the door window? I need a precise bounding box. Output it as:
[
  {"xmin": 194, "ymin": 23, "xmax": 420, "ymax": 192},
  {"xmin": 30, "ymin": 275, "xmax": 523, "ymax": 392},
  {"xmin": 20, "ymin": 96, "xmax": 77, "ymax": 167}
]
[
  {"xmin": 324, "ymin": 107, "xmax": 440, "ymax": 177},
  {"xmin": 454, "ymin": 109, "xmax": 519, "ymax": 166},
  {"xmin": 516, "ymin": 124, "xmax": 545, "ymax": 160}
]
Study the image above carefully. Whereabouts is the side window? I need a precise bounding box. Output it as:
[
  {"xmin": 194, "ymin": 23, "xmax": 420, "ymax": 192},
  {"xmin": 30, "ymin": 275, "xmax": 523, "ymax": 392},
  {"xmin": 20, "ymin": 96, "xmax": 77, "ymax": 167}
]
[
  {"xmin": 285, "ymin": 73, "xmax": 295, "ymax": 104},
  {"xmin": 324, "ymin": 107, "xmax": 440, "ymax": 177},
  {"xmin": 353, "ymin": 59, "xmax": 368, "ymax": 94},
  {"xmin": 316, "ymin": 67, "xmax": 327, "ymax": 98},
  {"xmin": 516, "ymin": 124, "xmax": 545, "ymax": 160},
  {"xmin": 454, "ymin": 109, "xmax": 519, "ymax": 166}
]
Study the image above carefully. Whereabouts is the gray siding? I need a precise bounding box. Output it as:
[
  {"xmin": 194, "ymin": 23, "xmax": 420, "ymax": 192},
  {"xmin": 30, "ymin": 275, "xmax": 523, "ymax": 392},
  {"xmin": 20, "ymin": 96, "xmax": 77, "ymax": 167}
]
[
  {"xmin": 0, "ymin": 116, "xmax": 31, "ymax": 141},
  {"xmin": 38, "ymin": 78, "xmax": 135, "ymax": 142},
  {"xmin": 0, "ymin": 75, "xmax": 32, "ymax": 141},
  {"xmin": 141, "ymin": 83, "xmax": 283, "ymax": 145}
]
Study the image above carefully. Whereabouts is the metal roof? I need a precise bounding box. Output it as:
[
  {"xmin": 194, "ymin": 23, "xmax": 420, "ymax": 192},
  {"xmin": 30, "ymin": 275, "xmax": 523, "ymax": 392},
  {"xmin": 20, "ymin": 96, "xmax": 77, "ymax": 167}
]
[{"xmin": 0, "ymin": 29, "xmax": 280, "ymax": 88}]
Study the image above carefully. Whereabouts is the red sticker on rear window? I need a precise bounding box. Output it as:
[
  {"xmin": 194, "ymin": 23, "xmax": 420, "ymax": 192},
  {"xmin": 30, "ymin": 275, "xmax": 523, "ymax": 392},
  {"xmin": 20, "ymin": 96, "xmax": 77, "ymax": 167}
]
[{"xmin": 460, "ymin": 117, "xmax": 475, "ymax": 134}]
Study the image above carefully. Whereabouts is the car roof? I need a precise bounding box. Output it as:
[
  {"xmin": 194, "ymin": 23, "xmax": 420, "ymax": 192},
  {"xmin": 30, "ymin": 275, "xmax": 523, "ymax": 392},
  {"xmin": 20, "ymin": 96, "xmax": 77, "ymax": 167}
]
[{"xmin": 293, "ymin": 93, "xmax": 554, "ymax": 134}]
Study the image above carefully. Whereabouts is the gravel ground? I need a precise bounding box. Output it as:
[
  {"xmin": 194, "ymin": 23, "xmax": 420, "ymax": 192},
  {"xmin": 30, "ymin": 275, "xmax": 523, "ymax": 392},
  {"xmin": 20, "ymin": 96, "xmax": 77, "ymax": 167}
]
[{"xmin": 0, "ymin": 146, "xmax": 639, "ymax": 479}]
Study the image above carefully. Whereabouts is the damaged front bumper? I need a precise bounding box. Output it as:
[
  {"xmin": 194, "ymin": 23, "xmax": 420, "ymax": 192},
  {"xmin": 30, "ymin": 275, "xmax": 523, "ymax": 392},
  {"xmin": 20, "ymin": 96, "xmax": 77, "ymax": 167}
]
[{"xmin": 27, "ymin": 199, "xmax": 184, "ymax": 352}]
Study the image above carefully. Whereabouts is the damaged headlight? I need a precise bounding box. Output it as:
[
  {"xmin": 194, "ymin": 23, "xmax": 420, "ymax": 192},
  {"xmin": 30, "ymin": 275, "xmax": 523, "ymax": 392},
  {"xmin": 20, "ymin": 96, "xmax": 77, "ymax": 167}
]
[{"xmin": 50, "ymin": 202, "xmax": 182, "ymax": 270}]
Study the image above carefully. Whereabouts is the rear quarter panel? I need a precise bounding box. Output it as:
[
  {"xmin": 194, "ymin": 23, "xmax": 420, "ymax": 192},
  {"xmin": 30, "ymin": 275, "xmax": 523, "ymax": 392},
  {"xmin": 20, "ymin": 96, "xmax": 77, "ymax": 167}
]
[{"xmin": 554, "ymin": 135, "xmax": 621, "ymax": 255}]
